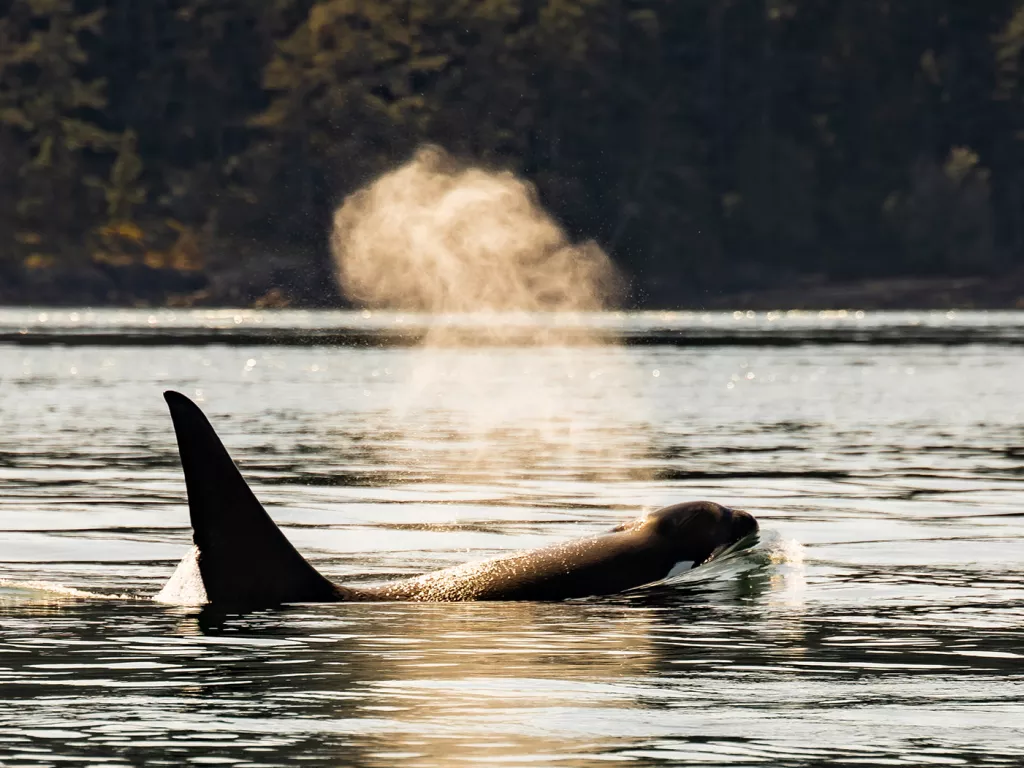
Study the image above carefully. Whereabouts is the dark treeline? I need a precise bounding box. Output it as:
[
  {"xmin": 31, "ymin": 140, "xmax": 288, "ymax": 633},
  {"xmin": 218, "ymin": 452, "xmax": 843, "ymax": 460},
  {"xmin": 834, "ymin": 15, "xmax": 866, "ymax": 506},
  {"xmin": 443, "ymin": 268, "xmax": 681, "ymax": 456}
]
[{"xmin": 3, "ymin": 0, "xmax": 1024, "ymax": 307}]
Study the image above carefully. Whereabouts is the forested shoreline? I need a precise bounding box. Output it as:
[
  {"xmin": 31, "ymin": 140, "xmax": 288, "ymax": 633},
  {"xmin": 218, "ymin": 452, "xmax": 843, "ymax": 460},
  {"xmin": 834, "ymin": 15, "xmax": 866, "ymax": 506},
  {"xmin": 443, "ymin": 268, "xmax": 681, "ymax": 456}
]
[{"xmin": 4, "ymin": 1, "xmax": 1024, "ymax": 308}]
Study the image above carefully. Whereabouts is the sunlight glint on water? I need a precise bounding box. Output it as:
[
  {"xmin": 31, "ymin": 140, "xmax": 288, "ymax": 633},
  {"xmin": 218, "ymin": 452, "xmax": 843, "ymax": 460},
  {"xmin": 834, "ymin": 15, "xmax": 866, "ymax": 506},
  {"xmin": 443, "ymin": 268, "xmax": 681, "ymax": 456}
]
[{"xmin": 0, "ymin": 310, "xmax": 1022, "ymax": 767}]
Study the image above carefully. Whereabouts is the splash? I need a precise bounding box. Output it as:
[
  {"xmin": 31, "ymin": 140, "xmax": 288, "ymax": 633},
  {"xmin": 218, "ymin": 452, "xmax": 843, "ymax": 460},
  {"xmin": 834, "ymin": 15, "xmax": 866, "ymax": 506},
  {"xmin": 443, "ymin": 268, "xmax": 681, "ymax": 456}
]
[
  {"xmin": 762, "ymin": 532, "xmax": 807, "ymax": 609},
  {"xmin": 765, "ymin": 534, "xmax": 805, "ymax": 568},
  {"xmin": 330, "ymin": 147, "xmax": 647, "ymax": 479}
]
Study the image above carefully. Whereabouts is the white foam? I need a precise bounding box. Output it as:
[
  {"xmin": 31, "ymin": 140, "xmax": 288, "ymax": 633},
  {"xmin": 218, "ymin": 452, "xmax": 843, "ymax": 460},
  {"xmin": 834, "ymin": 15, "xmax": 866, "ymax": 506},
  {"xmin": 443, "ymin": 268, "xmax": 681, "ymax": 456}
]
[
  {"xmin": 767, "ymin": 535, "xmax": 806, "ymax": 566},
  {"xmin": 0, "ymin": 579, "xmax": 139, "ymax": 601},
  {"xmin": 153, "ymin": 547, "xmax": 209, "ymax": 606}
]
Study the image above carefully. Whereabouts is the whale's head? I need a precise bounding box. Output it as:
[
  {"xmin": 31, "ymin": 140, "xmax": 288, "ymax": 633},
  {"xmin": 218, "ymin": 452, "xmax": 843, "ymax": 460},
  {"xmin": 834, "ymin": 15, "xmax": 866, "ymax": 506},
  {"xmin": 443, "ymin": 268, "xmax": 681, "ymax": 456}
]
[{"xmin": 622, "ymin": 501, "xmax": 758, "ymax": 578}]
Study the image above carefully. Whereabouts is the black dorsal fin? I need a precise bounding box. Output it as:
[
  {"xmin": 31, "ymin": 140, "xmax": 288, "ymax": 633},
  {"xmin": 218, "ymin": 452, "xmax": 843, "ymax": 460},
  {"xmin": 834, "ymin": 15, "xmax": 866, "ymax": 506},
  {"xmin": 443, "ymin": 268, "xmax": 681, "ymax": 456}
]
[{"xmin": 163, "ymin": 391, "xmax": 345, "ymax": 607}]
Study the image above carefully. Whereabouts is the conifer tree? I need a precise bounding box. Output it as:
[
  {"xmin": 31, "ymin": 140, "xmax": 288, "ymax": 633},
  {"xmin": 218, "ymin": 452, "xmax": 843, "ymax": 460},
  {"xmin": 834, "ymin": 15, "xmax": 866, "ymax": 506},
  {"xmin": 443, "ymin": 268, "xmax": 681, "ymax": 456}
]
[{"xmin": 0, "ymin": 0, "xmax": 116, "ymax": 267}]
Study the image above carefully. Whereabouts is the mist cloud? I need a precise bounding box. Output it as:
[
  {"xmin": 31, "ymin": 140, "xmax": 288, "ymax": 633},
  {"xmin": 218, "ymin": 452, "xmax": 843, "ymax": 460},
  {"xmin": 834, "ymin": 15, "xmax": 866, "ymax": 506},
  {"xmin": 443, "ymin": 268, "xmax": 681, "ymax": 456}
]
[
  {"xmin": 331, "ymin": 146, "xmax": 621, "ymax": 319},
  {"xmin": 330, "ymin": 147, "xmax": 646, "ymax": 480}
]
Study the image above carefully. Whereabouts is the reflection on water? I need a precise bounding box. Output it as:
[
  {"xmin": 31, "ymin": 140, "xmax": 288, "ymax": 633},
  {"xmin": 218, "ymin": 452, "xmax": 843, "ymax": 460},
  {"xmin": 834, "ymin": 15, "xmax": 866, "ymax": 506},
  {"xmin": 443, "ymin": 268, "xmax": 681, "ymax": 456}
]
[{"xmin": 1, "ymin": 311, "xmax": 1023, "ymax": 766}]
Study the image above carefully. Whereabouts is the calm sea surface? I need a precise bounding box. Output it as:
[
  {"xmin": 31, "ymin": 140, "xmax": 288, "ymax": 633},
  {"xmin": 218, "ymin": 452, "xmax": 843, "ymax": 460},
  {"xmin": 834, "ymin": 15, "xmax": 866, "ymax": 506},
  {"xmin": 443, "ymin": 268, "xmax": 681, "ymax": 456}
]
[{"xmin": 0, "ymin": 309, "xmax": 1021, "ymax": 767}]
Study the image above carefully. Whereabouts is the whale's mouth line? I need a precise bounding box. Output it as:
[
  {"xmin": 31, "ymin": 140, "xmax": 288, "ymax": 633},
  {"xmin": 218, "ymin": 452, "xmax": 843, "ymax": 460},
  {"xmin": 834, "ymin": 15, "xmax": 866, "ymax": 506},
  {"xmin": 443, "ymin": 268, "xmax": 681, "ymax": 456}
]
[
  {"xmin": 625, "ymin": 531, "xmax": 763, "ymax": 594},
  {"xmin": 697, "ymin": 530, "xmax": 761, "ymax": 568}
]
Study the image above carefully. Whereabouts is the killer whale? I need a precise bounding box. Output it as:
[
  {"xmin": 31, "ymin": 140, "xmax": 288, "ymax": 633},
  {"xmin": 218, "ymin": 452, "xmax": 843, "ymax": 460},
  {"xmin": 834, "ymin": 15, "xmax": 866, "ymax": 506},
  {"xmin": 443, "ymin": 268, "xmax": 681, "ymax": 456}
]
[{"xmin": 158, "ymin": 391, "xmax": 758, "ymax": 608}]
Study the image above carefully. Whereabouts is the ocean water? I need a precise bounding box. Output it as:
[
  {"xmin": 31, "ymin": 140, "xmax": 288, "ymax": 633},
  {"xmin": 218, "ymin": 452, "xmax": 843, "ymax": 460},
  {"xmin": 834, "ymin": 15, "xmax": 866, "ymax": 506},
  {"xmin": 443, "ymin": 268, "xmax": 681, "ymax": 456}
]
[{"xmin": 0, "ymin": 310, "xmax": 1021, "ymax": 766}]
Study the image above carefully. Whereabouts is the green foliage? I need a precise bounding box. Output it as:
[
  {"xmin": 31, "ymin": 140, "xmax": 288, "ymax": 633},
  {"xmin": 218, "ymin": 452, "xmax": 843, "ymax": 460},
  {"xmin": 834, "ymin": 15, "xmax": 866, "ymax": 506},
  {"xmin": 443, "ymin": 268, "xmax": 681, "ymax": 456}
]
[
  {"xmin": 100, "ymin": 128, "xmax": 144, "ymax": 220},
  {"xmin": 0, "ymin": 0, "xmax": 117, "ymax": 262},
  {"xmin": 886, "ymin": 148, "xmax": 997, "ymax": 273}
]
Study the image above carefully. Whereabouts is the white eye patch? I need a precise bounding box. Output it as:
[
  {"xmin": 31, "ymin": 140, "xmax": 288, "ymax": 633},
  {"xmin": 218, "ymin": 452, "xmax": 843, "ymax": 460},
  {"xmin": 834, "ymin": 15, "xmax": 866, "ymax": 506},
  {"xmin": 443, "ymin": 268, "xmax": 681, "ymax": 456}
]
[{"xmin": 665, "ymin": 560, "xmax": 695, "ymax": 580}]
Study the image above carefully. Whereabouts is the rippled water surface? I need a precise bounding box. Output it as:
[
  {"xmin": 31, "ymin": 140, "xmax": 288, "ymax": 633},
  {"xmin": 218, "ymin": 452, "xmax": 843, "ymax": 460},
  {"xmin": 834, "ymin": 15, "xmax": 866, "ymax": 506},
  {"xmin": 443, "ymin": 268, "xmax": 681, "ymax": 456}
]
[{"xmin": 0, "ymin": 310, "xmax": 1022, "ymax": 767}]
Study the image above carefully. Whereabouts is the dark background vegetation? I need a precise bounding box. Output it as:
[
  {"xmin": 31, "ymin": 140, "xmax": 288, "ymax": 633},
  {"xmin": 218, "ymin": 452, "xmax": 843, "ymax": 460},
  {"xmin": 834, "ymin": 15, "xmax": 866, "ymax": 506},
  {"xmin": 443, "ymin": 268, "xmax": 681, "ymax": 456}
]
[{"xmin": 3, "ymin": 0, "xmax": 1024, "ymax": 308}]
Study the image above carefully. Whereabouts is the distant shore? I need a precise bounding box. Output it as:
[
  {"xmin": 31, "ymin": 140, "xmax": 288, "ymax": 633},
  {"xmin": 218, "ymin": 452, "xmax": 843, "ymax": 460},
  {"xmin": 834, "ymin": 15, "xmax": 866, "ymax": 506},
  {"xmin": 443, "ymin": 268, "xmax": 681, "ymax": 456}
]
[
  {"xmin": 652, "ymin": 272, "xmax": 1024, "ymax": 311},
  {"xmin": 3, "ymin": 260, "xmax": 1024, "ymax": 311},
  {"xmin": 5, "ymin": 304, "xmax": 1024, "ymax": 349}
]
